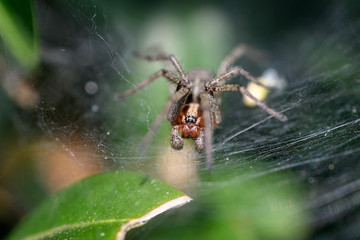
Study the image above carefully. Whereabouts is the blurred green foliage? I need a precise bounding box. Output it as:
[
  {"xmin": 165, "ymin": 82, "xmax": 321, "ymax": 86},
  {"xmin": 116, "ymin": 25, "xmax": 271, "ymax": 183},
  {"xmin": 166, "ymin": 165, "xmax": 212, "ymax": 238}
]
[
  {"xmin": 0, "ymin": 0, "xmax": 39, "ymax": 70},
  {"xmin": 7, "ymin": 171, "xmax": 189, "ymax": 240},
  {"xmin": 140, "ymin": 169, "xmax": 309, "ymax": 240}
]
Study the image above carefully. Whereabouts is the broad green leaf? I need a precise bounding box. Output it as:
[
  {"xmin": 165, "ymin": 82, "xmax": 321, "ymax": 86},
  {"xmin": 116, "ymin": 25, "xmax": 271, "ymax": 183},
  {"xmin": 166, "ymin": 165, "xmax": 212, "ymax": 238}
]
[
  {"xmin": 7, "ymin": 171, "xmax": 191, "ymax": 240},
  {"xmin": 146, "ymin": 170, "xmax": 310, "ymax": 240},
  {"xmin": 0, "ymin": 0, "xmax": 39, "ymax": 70}
]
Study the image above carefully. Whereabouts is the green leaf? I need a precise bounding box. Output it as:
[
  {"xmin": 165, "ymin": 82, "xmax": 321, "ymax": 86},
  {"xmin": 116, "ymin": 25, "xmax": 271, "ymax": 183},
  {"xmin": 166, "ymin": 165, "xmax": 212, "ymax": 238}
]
[
  {"xmin": 146, "ymin": 170, "xmax": 310, "ymax": 240},
  {"xmin": 7, "ymin": 171, "xmax": 192, "ymax": 240},
  {"xmin": 0, "ymin": 0, "xmax": 39, "ymax": 70}
]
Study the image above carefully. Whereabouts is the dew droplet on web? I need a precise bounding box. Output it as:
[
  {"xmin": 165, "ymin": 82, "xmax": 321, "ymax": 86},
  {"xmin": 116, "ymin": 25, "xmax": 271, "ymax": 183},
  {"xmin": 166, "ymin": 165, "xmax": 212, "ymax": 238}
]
[
  {"xmin": 91, "ymin": 104, "xmax": 99, "ymax": 112},
  {"xmin": 85, "ymin": 81, "xmax": 98, "ymax": 95},
  {"xmin": 352, "ymin": 106, "xmax": 357, "ymax": 113}
]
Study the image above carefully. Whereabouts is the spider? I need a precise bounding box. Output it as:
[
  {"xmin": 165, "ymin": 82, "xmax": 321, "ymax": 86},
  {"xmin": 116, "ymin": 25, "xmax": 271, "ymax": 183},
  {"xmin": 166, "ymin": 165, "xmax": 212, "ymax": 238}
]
[{"xmin": 119, "ymin": 44, "xmax": 287, "ymax": 169}]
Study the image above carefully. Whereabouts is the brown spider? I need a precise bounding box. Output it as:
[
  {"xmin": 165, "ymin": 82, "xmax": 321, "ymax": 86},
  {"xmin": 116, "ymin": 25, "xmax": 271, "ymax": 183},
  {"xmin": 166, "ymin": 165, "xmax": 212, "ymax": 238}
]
[{"xmin": 119, "ymin": 44, "xmax": 287, "ymax": 169}]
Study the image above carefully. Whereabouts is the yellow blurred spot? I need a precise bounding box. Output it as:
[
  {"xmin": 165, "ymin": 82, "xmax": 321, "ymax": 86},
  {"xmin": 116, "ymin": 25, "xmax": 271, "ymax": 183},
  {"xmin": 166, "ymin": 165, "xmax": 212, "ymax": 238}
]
[
  {"xmin": 243, "ymin": 79, "xmax": 269, "ymax": 107},
  {"xmin": 243, "ymin": 68, "xmax": 286, "ymax": 107}
]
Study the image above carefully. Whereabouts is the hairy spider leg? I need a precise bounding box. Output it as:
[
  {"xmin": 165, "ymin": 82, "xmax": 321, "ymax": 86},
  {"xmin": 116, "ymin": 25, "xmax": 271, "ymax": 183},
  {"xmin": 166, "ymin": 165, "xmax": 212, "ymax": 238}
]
[
  {"xmin": 208, "ymin": 93, "xmax": 222, "ymax": 126},
  {"xmin": 139, "ymin": 87, "xmax": 190, "ymax": 151},
  {"xmin": 118, "ymin": 69, "xmax": 179, "ymax": 99},
  {"xmin": 170, "ymin": 125, "xmax": 183, "ymax": 150},
  {"xmin": 214, "ymin": 84, "xmax": 288, "ymax": 121},
  {"xmin": 210, "ymin": 67, "xmax": 271, "ymax": 89},
  {"xmin": 133, "ymin": 52, "xmax": 188, "ymax": 84},
  {"xmin": 217, "ymin": 44, "xmax": 266, "ymax": 76},
  {"xmin": 199, "ymin": 93, "xmax": 214, "ymax": 170}
]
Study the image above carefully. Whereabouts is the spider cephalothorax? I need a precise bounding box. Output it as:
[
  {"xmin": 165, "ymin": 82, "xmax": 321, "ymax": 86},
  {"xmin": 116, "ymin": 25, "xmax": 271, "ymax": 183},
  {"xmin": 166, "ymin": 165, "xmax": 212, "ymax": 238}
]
[
  {"xmin": 179, "ymin": 103, "xmax": 203, "ymax": 138},
  {"xmin": 170, "ymin": 102, "xmax": 204, "ymax": 150},
  {"xmin": 119, "ymin": 44, "xmax": 287, "ymax": 169}
]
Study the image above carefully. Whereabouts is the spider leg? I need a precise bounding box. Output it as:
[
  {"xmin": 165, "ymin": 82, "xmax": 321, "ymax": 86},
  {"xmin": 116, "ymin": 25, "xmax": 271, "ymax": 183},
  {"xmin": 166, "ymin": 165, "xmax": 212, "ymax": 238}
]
[
  {"xmin": 200, "ymin": 93, "xmax": 214, "ymax": 170},
  {"xmin": 210, "ymin": 67, "xmax": 271, "ymax": 89},
  {"xmin": 217, "ymin": 44, "xmax": 266, "ymax": 76},
  {"xmin": 208, "ymin": 93, "xmax": 221, "ymax": 126},
  {"xmin": 214, "ymin": 84, "xmax": 288, "ymax": 121},
  {"xmin": 195, "ymin": 127, "xmax": 205, "ymax": 151},
  {"xmin": 167, "ymin": 90, "xmax": 189, "ymax": 124},
  {"xmin": 170, "ymin": 125, "xmax": 183, "ymax": 149},
  {"xmin": 139, "ymin": 88, "xmax": 189, "ymax": 151},
  {"xmin": 119, "ymin": 69, "xmax": 179, "ymax": 99},
  {"xmin": 134, "ymin": 52, "xmax": 188, "ymax": 84}
]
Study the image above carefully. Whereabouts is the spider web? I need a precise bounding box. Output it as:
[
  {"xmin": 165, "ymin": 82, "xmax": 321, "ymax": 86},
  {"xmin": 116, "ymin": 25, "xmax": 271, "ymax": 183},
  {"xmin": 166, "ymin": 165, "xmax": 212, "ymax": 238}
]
[{"xmin": 1, "ymin": 0, "xmax": 360, "ymax": 239}]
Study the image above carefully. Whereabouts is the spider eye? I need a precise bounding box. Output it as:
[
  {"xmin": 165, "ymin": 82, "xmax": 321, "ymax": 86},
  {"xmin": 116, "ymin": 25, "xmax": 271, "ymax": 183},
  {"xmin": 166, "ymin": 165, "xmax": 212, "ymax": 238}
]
[{"xmin": 185, "ymin": 116, "xmax": 196, "ymax": 123}]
